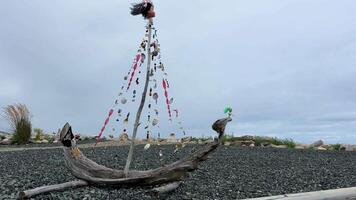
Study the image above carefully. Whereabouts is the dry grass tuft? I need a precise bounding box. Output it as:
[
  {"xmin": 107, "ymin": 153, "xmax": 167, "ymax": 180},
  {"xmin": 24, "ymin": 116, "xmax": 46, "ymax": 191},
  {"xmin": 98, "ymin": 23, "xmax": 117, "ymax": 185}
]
[{"xmin": 2, "ymin": 104, "xmax": 32, "ymax": 144}]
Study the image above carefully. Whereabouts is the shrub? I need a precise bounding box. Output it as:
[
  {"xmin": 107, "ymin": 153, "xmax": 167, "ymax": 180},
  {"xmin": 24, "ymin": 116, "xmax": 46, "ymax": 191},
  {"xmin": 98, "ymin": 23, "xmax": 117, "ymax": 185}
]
[
  {"xmin": 330, "ymin": 144, "xmax": 341, "ymax": 151},
  {"xmin": 2, "ymin": 104, "xmax": 32, "ymax": 144},
  {"xmin": 34, "ymin": 128, "xmax": 44, "ymax": 141}
]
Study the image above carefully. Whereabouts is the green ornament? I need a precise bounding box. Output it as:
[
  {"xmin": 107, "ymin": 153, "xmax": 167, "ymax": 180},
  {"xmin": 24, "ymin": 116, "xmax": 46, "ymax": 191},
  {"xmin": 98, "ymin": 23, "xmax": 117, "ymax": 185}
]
[{"xmin": 224, "ymin": 107, "xmax": 232, "ymax": 114}]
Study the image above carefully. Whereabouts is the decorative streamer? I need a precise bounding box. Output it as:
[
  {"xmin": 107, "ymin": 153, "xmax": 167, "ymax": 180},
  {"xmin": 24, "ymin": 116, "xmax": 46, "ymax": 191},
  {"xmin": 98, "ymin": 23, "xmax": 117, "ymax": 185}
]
[
  {"xmin": 162, "ymin": 79, "xmax": 172, "ymax": 119},
  {"xmin": 127, "ymin": 53, "xmax": 142, "ymax": 91},
  {"xmin": 94, "ymin": 109, "xmax": 114, "ymax": 146}
]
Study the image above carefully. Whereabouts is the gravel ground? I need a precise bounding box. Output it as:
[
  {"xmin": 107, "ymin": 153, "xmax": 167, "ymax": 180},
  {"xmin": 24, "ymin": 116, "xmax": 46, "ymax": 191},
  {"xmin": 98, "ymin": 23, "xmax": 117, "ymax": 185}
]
[{"xmin": 1, "ymin": 144, "xmax": 356, "ymax": 200}]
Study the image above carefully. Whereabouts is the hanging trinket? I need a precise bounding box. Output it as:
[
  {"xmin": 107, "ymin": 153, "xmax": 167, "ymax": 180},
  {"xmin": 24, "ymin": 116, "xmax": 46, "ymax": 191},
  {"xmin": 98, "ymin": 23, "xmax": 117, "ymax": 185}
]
[
  {"xmin": 154, "ymin": 109, "xmax": 159, "ymax": 115},
  {"xmin": 115, "ymin": 99, "xmax": 118, "ymax": 105},
  {"xmin": 118, "ymin": 109, "xmax": 122, "ymax": 116},
  {"xmin": 148, "ymin": 115, "xmax": 151, "ymax": 122},
  {"xmin": 116, "ymin": 119, "xmax": 119, "ymax": 122},
  {"xmin": 153, "ymin": 93, "xmax": 158, "ymax": 104},
  {"xmin": 165, "ymin": 79, "xmax": 170, "ymax": 88},
  {"xmin": 141, "ymin": 53, "xmax": 146, "ymax": 63},
  {"xmin": 149, "ymin": 88, "xmax": 153, "ymax": 96},
  {"xmin": 153, "ymin": 79, "xmax": 157, "ymax": 89},
  {"xmin": 146, "ymin": 131, "xmax": 150, "ymax": 140},
  {"xmin": 141, "ymin": 41, "xmax": 146, "ymax": 49},
  {"xmin": 149, "ymin": 69, "xmax": 154, "ymax": 76},
  {"xmin": 148, "ymin": 104, "xmax": 151, "ymax": 109},
  {"xmin": 152, "ymin": 119, "xmax": 158, "ymax": 126},
  {"xmin": 159, "ymin": 149, "xmax": 163, "ymax": 157},
  {"xmin": 121, "ymin": 97, "xmax": 127, "ymax": 104},
  {"xmin": 124, "ymin": 76, "xmax": 128, "ymax": 80},
  {"xmin": 124, "ymin": 112, "xmax": 130, "ymax": 123},
  {"xmin": 174, "ymin": 109, "xmax": 179, "ymax": 118},
  {"xmin": 136, "ymin": 78, "xmax": 139, "ymax": 85},
  {"xmin": 169, "ymin": 97, "xmax": 174, "ymax": 105}
]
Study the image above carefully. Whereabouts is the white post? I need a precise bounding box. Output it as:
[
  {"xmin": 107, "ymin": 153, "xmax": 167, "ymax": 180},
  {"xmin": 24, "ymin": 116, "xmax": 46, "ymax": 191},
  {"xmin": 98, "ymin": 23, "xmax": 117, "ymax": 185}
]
[{"xmin": 124, "ymin": 18, "xmax": 153, "ymax": 177}]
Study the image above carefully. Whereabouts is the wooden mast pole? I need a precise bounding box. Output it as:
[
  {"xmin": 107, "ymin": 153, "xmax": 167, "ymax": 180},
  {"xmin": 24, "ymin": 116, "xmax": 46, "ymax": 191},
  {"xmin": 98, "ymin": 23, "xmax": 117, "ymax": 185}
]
[{"xmin": 124, "ymin": 18, "xmax": 153, "ymax": 176}]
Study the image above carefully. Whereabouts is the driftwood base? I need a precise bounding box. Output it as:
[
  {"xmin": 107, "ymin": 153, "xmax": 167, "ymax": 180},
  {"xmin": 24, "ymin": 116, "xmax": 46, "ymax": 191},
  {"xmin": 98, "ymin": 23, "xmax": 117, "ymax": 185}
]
[{"xmin": 19, "ymin": 117, "xmax": 231, "ymax": 199}]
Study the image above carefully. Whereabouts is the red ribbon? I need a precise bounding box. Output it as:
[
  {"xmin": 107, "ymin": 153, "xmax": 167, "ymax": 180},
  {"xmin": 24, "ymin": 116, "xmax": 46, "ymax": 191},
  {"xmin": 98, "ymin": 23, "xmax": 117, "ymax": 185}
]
[
  {"xmin": 162, "ymin": 79, "xmax": 172, "ymax": 119},
  {"xmin": 127, "ymin": 54, "xmax": 142, "ymax": 91},
  {"xmin": 94, "ymin": 109, "xmax": 114, "ymax": 146}
]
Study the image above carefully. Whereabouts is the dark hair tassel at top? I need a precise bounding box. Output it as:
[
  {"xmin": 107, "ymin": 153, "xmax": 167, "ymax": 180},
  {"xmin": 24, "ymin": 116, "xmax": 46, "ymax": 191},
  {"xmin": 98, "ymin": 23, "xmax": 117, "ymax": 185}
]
[{"xmin": 130, "ymin": 0, "xmax": 153, "ymax": 19}]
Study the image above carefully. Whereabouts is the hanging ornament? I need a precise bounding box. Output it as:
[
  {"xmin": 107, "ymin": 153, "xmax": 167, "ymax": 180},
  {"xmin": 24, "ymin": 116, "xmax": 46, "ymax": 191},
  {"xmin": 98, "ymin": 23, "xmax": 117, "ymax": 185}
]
[
  {"xmin": 146, "ymin": 131, "xmax": 150, "ymax": 140},
  {"xmin": 116, "ymin": 119, "xmax": 119, "ymax": 122},
  {"xmin": 152, "ymin": 119, "xmax": 158, "ymax": 126},
  {"xmin": 165, "ymin": 79, "xmax": 170, "ymax": 88},
  {"xmin": 148, "ymin": 115, "xmax": 151, "ymax": 122},
  {"xmin": 124, "ymin": 112, "xmax": 130, "ymax": 123},
  {"xmin": 169, "ymin": 97, "xmax": 174, "ymax": 105},
  {"xmin": 141, "ymin": 41, "xmax": 146, "ymax": 50},
  {"xmin": 159, "ymin": 149, "xmax": 163, "ymax": 157},
  {"xmin": 136, "ymin": 78, "xmax": 140, "ymax": 85},
  {"xmin": 141, "ymin": 53, "xmax": 146, "ymax": 63},
  {"xmin": 124, "ymin": 76, "xmax": 128, "ymax": 80},
  {"xmin": 149, "ymin": 69, "xmax": 154, "ymax": 76},
  {"xmin": 121, "ymin": 97, "xmax": 127, "ymax": 104},
  {"xmin": 115, "ymin": 100, "xmax": 118, "ymax": 105},
  {"xmin": 153, "ymin": 79, "xmax": 157, "ymax": 89},
  {"xmin": 173, "ymin": 109, "xmax": 179, "ymax": 118},
  {"xmin": 149, "ymin": 88, "xmax": 153, "ymax": 96},
  {"xmin": 153, "ymin": 93, "xmax": 158, "ymax": 104},
  {"xmin": 224, "ymin": 106, "xmax": 233, "ymax": 117},
  {"xmin": 154, "ymin": 109, "xmax": 159, "ymax": 115},
  {"xmin": 118, "ymin": 109, "xmax": 122, "ymax": 116},
  {"xmin": 148, "ymin": 104, "xmax": 151, "ymax": 109}
]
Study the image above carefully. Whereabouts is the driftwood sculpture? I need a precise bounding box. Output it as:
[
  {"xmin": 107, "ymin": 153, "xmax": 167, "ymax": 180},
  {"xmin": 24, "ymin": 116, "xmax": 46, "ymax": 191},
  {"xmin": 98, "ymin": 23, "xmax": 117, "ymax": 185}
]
[{"xmin": 19, "ymin": 117, "xmax": 231, "ymax": 199}]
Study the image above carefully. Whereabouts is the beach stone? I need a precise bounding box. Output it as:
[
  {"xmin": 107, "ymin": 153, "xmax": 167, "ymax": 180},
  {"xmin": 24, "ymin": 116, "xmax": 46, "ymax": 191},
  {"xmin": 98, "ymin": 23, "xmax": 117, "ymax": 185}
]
[
  {"xmin": 311, "ymin": 140, "xmax": 324, "ymax": 147},
  {"xmin": 233, "ymin": 140, "xmax": 255, "ymax": 146},
  {"xmin": 316, "ymin": 146, "xmax": 327, "ymax": 151},
  {"xmin": 224, "ymin": 142, "xmax": 231, "ymax": 146},
  {"xmin": 295, "ymin": 146, "xmax": 305, "ymax": 149},
  {"xmin": 41, "ymin": 139, "xmax": 49, "ymax": 144},
  {"xmin": 273, "ymin": 145, "xmax": 287, "ymax": 149},
  {"xmin": 0, "ymin": 138, "xmax": 11, "ymax": 145}
]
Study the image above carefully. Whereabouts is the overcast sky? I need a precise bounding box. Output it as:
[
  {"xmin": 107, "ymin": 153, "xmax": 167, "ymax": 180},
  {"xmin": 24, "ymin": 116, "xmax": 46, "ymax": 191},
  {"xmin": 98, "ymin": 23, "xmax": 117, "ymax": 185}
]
[{"xmin": 0, "ymin": 0, "xmax": 355, "ymax": 144}]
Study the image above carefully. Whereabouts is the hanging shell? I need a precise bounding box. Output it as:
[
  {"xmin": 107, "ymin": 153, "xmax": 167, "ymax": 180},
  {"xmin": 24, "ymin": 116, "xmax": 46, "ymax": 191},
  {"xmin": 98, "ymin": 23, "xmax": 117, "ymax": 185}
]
[
  {"xmin": 152, "ymin": 119, "xmax": 158, "ymax": 126},
  {"xmin": 121, "ymin": 98, "xmax": 127, "ymax": 104}
]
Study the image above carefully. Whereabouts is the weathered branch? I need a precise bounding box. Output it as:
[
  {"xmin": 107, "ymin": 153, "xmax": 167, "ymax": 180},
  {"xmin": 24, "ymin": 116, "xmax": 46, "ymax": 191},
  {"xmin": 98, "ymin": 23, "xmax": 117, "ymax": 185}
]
[
  {"xmin": 19, "ymin": 180, "xmax": 88, "ymax": 199},
  {"xmin": 150, "ymin": 181, "xmax": 182, "ymax": 196}
]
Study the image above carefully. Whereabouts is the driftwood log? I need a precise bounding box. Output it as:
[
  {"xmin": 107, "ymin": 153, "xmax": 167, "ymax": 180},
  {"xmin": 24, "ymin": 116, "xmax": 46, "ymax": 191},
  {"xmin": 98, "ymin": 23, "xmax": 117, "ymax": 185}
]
[{"xmin": 19, "ymin": 117, "xmax": 231, "ymax": 199}]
